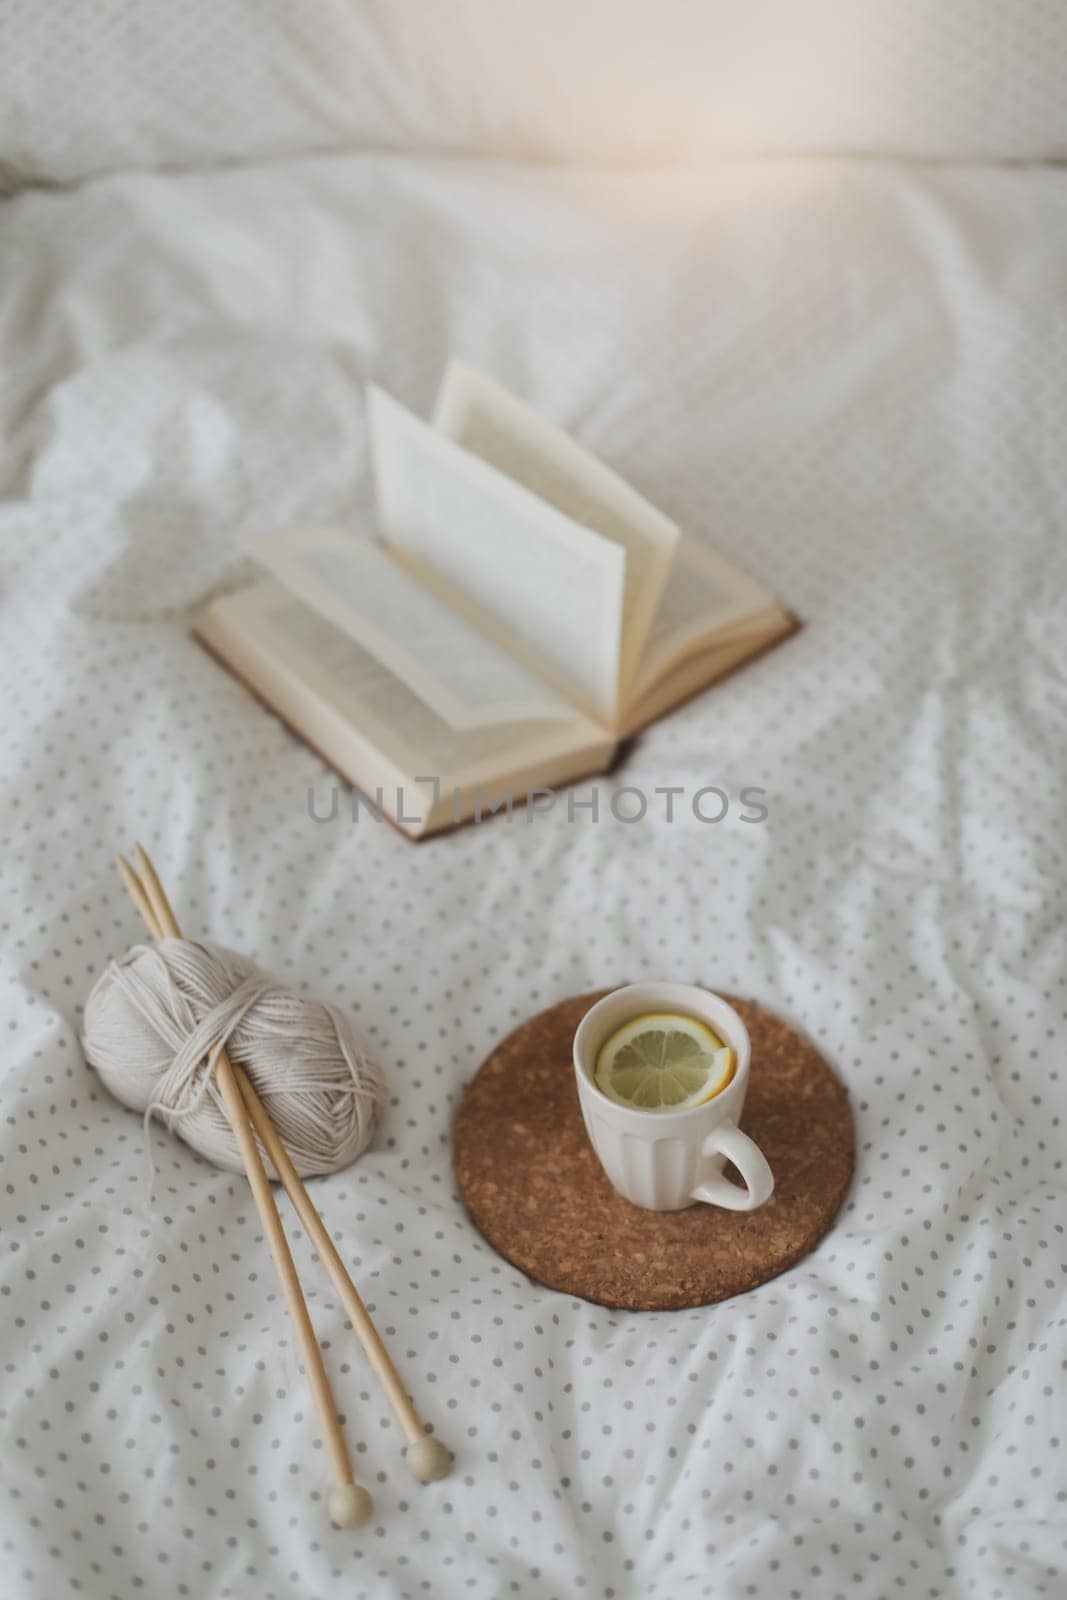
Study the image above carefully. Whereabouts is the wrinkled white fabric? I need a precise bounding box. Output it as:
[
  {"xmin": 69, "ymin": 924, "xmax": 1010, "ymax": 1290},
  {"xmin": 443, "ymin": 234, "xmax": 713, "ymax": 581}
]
[
  {"xmin": 0, "ymin": 152, "xmax": 1064, "ymax": 1599},
  {"xmin": 3, "ymin": 1, "xmax": 1067, "ymax": 185}
]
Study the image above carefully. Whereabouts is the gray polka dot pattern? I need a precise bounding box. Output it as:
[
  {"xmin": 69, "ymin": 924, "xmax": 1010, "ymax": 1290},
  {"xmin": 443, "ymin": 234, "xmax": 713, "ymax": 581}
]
[
  {"xmin": 1, "ymin": 153, "xmax": 1066, "ymax": 1600},
  {"xmin": 2, "ymin": 3, "xmax": 1067, "ymax": 184}
]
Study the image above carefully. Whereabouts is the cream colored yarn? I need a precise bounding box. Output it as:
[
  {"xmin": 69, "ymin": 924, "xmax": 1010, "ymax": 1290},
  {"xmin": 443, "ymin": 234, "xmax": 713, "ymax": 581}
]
[{"xmin": 82, "ymin": 939, "xmax": 385, "ymax": 1177}]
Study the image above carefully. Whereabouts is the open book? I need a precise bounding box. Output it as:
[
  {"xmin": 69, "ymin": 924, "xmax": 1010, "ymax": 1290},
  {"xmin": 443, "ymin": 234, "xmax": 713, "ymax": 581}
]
[{"xmin": 195, "ymin": 363, "xmax": 794, "ymax": 838}]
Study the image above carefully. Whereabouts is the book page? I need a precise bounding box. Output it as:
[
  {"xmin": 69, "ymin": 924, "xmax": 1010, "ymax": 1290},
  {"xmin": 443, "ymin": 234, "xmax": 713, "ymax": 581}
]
[
  {"xmin": 621, "ymin": 613, "xmax": 795, "ymax": 737},
  {"xmin": 203, "ymin": 583, "xmax": 604, "ymax": 800},
  {"xmin": 633, "ymin": 532, "xmax": 781, "ymax": 698},
  {"xmin": 434, "ymin": 362, "xmax": 679, "ymax": 696},
  {"xmin": 265, "ymin": 594, "xmax": 568, "ymax": 776},
  {"xmin": 369, "ymin": 386, "xmax": 626, "ymax": 726},
  {"xmin": 245, "ymin": 527, "xmax": 573, "ymax": 730}
]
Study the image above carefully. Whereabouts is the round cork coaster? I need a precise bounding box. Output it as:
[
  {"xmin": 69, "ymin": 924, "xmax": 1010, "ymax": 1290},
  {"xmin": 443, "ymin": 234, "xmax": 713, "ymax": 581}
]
[{"xmin": 454, "ymin": 989, "xmax": 854, "ymax": 1311}]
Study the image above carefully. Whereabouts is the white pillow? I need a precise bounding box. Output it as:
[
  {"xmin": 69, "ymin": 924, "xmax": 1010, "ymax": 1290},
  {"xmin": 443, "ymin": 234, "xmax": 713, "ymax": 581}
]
[{"xmin": 3, "ymin": 0, "xmax": 1066, "ymax": 183}]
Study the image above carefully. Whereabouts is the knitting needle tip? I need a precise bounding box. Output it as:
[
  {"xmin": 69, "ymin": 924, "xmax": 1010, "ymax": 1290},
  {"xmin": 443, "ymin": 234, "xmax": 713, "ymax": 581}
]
[
  {"xmin": 328, "ymin": 1481, "xmax": 374, "ymax": 1529},
  {"xmin": 404, "ymin": 1434, "xmax": 453, "ymax": 1483}
]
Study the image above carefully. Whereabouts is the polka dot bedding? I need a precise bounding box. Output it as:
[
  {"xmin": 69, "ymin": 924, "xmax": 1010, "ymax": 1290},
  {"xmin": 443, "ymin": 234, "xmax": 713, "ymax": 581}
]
[
  {"xmin": 3, "ymin": 1, "xmax": 1067, "ymax": 183},
  {"xmin": 1, "ymin": 152, "xmax": 1064, "ymax": 1599}
]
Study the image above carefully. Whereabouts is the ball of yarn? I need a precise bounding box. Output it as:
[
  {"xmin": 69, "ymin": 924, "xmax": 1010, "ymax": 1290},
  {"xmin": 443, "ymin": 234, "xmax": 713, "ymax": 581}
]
[{"xmin": 82, "ymin": 939, "xmax": 386, "ymax": 1177}]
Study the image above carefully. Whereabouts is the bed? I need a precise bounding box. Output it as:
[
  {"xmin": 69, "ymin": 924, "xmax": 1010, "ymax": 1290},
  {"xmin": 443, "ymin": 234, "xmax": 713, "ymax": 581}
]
[{"xmin": 2, "ymin": 7, "xmax": 1065, "ymax": 1597}]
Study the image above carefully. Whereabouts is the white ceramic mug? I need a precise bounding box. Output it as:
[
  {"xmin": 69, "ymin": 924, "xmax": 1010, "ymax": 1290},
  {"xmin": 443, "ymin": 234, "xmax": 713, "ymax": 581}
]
[{"xmin": 573, "ymin": 983, "xmax": 774, "ymax": 1212}]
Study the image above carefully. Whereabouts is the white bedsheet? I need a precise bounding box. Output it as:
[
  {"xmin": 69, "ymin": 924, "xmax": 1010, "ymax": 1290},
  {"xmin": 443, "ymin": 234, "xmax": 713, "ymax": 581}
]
[
  {"xmin": 1, "ymin": 153, "xmax": 1065, "ymax": 1600},
  {"xmin": 5, "ymin": 1, "xmax": 1067, "ymax": 181}
]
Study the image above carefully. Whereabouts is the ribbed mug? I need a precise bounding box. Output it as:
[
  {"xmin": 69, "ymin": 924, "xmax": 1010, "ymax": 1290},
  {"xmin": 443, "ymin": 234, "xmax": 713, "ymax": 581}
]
[{"xmin": 573, "ymin": 983, "xmax": 774, "ymax": 1212}]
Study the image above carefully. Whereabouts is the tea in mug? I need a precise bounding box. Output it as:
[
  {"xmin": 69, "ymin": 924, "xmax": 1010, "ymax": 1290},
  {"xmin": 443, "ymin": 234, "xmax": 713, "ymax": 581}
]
[{"xmin": 594, "ymin": 1012, "xmax": 736, "ymax": 1112}]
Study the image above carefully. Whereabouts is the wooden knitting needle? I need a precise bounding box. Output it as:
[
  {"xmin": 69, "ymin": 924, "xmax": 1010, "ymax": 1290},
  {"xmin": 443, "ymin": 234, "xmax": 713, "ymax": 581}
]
[
  {"xmin": 233, "ymin": 1075, "xmax": 451, "ymax": 1484},
  {"xmin": 117, "ymin": 851, "xmax": 373, "ymax": 1529},
  {"xmin": 121, "ymin": 847, "xmax": 451, "ymax": 1485}
]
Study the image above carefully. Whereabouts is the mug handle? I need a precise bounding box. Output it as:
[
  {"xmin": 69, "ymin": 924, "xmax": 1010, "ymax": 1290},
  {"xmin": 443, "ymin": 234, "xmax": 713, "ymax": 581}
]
[{"xmin": 690, "ymin": 1121, "xmax": 774, "ymax": 1211}]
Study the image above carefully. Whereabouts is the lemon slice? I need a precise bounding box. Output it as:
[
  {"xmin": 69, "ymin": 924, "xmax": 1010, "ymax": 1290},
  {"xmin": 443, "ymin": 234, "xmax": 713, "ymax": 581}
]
[{"xmin": 594, "ymin": 1013, "xmax": 735, "ymax": 1112}]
